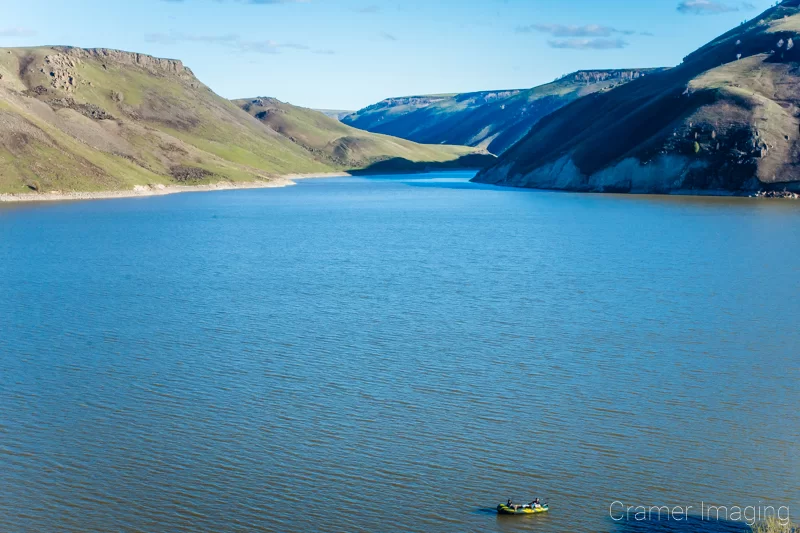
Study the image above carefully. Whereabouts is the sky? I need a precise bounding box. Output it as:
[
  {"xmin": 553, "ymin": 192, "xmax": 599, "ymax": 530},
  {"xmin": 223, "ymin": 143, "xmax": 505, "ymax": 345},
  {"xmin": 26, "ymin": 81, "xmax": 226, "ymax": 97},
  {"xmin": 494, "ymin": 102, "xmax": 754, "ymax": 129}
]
[{"xmin": 0, "ymin": 0, "xmax": 777, "ymax": 110}]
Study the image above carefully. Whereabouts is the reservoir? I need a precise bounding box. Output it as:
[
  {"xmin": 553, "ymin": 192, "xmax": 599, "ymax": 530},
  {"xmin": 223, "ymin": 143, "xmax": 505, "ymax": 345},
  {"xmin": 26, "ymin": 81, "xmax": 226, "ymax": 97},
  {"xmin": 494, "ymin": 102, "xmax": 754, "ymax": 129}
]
[{"xmin": 1, "ymin": 172, "xmax": 798, "ymax": 532}]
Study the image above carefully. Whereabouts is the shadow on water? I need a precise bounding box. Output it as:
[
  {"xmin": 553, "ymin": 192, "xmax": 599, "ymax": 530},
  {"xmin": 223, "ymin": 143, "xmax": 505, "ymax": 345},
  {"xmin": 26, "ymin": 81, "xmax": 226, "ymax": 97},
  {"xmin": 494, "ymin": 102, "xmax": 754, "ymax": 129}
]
[
  {"xmin": 472, "ymin": 507, "xmax": 500, "ymax": 516},
  {"xmin": 358, "ymin": 173, "xmax": 524, "ymax": 192},
  {"xmin": 610, "ymin": 516, "xmax": 752, "ymax": 533}
]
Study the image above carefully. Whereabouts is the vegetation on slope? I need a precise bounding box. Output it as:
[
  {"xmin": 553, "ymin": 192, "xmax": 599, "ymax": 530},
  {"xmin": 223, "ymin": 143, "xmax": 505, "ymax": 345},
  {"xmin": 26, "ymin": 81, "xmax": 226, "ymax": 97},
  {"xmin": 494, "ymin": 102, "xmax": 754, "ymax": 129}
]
[
  {"xmin": 342, "ymin": 70, "xmax": 664, "ymax": 155},
  {"xmin": 474, "ymin": 0, "xmax": 800, "ymax": 194},
  {"xmin": 0, "ymin": 46, "xmax": 489, "ymax": 194},
  {"xmin": 234, "ymin": 97, "xmax": 493, "ymax": 172}
]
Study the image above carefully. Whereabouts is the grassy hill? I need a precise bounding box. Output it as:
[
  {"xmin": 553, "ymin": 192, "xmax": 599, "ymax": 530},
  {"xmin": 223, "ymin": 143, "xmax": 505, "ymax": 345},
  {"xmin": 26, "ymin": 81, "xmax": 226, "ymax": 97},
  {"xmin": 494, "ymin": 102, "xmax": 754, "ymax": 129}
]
[
  {"xmin": 474, "ymin": 0, "xmax": 800, "ymax": 195},
  {"xmin": 234, "ymin": 97, "xmax": 494, "ymax": 172},
  {"xmin": 342, "ymin": 70, "xmax": 664, "ymax": 155},
  {"xmin": 0, "ymin": 46, "xmax": 488, "ymax": 195}
]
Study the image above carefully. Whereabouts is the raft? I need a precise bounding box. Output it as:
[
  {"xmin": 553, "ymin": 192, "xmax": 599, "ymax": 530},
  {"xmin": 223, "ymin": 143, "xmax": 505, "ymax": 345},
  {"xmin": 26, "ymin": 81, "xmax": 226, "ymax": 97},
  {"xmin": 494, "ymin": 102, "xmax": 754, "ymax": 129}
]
[{"xmin": 497, "ymin": 503, "xmax": 549, "ymax": 515}]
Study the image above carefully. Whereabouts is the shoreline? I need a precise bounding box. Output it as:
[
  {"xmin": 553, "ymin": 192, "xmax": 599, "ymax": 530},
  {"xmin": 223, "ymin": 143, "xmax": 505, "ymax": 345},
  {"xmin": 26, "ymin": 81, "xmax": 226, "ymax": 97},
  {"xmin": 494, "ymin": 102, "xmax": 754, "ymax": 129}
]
[
  {"xmin": 4, "ymin": 171, "xmax": 797, "ymax": 205},
  {"xmin": 478, "ymin": 183, "xmax": 800, "ymax": 200},
  {"xmin": 0, "ymin": 172, "xmax": 352, "ymax": 204}
]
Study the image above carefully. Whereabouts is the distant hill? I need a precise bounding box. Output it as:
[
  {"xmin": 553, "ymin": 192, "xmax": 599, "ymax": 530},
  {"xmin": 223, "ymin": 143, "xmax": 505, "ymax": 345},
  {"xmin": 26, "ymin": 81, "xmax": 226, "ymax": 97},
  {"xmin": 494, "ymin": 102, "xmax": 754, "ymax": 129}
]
[
  {"xmin": 342, "ymin": 70, "xmax": 665, "ymax": 155},
  {"xmin": 235, "ymin": 97, "xmax": 494, "ymax": 171},
  {"xmin": 0, "ymin": 46, "xmax": 488, "ymax": 194},
  {"xmin": 474, "ymin": 0, "xmax": 800, "ymax": 195},
  {"xmin": 315, "ymin": 109, "xmax": 353, "ymax": 120}
]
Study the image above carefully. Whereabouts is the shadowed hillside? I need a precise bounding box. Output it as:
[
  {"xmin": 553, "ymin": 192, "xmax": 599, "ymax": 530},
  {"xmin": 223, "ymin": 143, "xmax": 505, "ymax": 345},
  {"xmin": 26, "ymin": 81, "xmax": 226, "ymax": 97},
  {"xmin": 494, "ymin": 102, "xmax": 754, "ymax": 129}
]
[
  {"xmin": 474, "ymin": 0, "xmax": 800, "ymax": 195},
  {"xmin": 342, "ymin": 70, "xmax": 664, "ymax": 155},
  {"xmin": 0, "ymin": 46, "xmax": 488, "ymax": 194}
]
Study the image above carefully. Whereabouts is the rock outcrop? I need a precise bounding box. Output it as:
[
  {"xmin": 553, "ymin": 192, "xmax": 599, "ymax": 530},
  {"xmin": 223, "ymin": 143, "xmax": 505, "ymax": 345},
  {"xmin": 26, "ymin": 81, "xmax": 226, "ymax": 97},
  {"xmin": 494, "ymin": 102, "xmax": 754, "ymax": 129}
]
[
  {"xmin": 53, "ymin": 47, "xmax": 195, "ymax": 79},
  {"xmin": 570, "ymin": 70, "xmax": 651, "ymax": 84},
  {"xmin": 43, "ymin": 53, "xmax": 78, "ymax": 92}
]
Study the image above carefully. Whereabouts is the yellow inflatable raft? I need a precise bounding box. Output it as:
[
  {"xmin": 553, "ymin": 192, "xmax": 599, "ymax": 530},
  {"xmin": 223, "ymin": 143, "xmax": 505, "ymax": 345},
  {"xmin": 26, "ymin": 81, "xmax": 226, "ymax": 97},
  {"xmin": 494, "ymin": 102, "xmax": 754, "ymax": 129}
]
[{"xmin": 497, "ymin": 503, "xmax": 549, "ymax": 515}]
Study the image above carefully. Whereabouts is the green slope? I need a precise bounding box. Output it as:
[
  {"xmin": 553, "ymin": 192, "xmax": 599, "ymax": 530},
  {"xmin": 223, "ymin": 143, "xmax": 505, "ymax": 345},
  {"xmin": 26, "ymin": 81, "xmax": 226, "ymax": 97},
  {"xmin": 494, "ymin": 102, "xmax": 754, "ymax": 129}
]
[
  {"xmin": 234, "ymin": 97, "xmax": 493, "ymax": 172},
  {"xmin": 342, "ymin": 70, "xmax": 665, "ymax": 155},
  {"xmin": 0, "ymin": 46, "xmax": 489, "ymax": 195},
  {"xmin": 474, "ymin": 0, "xmax": 800, "ymax": 194}
]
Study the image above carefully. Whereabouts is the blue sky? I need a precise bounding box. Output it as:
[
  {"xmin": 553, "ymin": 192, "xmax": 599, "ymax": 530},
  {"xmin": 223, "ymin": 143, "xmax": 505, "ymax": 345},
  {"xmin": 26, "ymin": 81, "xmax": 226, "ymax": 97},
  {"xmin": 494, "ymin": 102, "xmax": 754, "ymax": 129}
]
[{"xmin": 0, "ymin": 0, "xmax": 775, "ymax": 110}]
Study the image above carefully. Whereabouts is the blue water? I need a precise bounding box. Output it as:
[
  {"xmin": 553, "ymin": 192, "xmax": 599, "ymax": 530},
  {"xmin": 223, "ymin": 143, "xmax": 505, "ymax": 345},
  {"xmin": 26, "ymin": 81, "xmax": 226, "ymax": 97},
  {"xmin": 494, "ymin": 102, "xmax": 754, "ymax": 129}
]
[{"xmin": 1, "ymin": 172, "xmax": 799, "ymax": 532}]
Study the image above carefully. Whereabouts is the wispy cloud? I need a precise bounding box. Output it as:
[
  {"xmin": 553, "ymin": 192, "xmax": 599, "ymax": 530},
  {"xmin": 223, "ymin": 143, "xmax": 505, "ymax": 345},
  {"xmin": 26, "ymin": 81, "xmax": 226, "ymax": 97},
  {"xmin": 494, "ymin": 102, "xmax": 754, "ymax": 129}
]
[
  {"xmin": 380, "ymin": 32, "xmax": 398, "ymax": 41},
  {"xmin": 0, "ymin": 27, "xmax": 37, "ymax": 37},
  {"xmin": 548, "ymin": 38, "xmax": 629, "ymax": 50},
  {"xmin": 676, "ymin": 0, "xmax": 751, "ymax": 14},
  {"xmin": 144, "ymin": 32, "xmax": 321, "ymax": 54},
  {"xmin": 516, "ymin": 23, "xmax": 635, "ymax": 37}
]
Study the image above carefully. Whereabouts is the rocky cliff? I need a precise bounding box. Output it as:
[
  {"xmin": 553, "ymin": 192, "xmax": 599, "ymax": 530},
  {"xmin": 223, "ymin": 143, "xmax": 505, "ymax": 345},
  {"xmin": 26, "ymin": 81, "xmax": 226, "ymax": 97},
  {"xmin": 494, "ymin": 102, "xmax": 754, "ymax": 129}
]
[
  {"xmin": 570, "ymin": 70, "xmax": 650, "ymax": 84},
  {"xmin": 54, "ymin": 47, "xmax": 194, "ymax": 78}
]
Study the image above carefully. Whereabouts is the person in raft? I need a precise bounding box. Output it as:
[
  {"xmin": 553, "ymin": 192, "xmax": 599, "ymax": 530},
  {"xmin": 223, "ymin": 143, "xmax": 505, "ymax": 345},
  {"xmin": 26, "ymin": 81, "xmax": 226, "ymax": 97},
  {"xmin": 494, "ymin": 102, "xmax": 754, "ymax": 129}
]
[
  {"xmin": 507, "ymin": 499, "xmax": 531, "ymax": 511},
  {"xmin": 531, "ymin": 498, "xmax": 542, "ymax": 509}
]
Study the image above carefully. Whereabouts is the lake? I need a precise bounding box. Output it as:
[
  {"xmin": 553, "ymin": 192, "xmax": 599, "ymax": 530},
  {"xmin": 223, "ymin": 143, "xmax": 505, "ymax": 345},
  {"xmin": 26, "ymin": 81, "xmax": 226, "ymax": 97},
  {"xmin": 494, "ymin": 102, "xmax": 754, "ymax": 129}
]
[{"xmin": 1, "ymin": 172, "xmax": 798, "ymax": 533}]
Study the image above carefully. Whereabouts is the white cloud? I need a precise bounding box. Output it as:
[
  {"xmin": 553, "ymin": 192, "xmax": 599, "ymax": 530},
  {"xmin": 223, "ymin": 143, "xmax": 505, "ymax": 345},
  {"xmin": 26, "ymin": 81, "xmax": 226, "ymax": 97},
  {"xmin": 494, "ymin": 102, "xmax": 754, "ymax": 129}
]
[
  {"xmin": 677, "ymin": 0, "xmax": 746, "ymax": 14},
  {"xmin": 517, "ymin": 24, "xmax": 635, "ymax": 37},
  {"xmin": 548, "ymin": 38, "xmax": 629, "ymax": 50}
]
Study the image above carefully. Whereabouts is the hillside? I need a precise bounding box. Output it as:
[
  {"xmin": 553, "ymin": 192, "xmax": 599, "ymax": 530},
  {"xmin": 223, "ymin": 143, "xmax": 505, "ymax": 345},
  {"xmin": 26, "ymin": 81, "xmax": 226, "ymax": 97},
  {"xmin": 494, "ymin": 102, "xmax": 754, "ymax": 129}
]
[
  {"xmin": 0, "ymin": 46, "xmax": 486, "ymax": 195},
  {"xmin": 474, "ymin": 0, "xmax": 800, "ymax": 195},
  {"xmin": 234, "ymin": 97, "xmax": 493, "ymax": 172},
  {"xmin": 342, "ymin": 70, "xmax": 663, "ymax": 155}
]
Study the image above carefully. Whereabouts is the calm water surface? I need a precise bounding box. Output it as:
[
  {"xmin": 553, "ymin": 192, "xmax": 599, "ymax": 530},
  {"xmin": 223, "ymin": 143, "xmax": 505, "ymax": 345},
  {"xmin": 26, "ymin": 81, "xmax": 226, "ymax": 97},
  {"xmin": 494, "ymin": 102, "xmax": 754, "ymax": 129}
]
[{"xmin": 1, "ymin": 172, "xmax": 799, "ymax": 533}]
